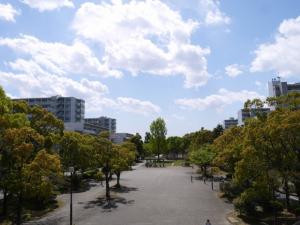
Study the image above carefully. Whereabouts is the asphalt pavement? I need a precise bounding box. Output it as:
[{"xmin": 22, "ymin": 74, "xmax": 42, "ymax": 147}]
[{"xmin": 25, "ymin": 165, "xmax": 232, "ymax": 225}]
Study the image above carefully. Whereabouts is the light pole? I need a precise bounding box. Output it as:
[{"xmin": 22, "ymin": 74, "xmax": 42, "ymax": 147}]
[{"xmin": 69, "ymin": 166, "xmax": 74, "ymax": 225}]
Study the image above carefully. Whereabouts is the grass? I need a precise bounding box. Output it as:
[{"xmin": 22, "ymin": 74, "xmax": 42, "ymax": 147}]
[{"xmin": 164, "ymin": 159, "xmax": 186, "ymax": 167}]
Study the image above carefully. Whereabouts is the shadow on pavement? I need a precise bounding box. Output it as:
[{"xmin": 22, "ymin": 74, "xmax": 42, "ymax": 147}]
[
  {"xmin": 24, "ymin": 217, "xmax": 64, "ymax": 225},
  {"xmin": 83, "ymin": 196, "xmax": 135, "ymax": 212},
  {"xmin": 111, "ymin": 186, "xmax": 139, "ymax": 193}
]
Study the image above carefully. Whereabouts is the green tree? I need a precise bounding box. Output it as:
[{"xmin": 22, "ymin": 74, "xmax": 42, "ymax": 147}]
[
  {"xmin": 29, "ymin": 106, "xmax": 64, "ymax": 150},
  {"xmin": 24, "ymin": 150, "xmax": 62, "ymax": 207},
  {"xmin": 212, "ymin": 124, "xmax": 224, "ymax": 139},
  {"xmin": 189, "ymin": 144, "xmax": 215, "ymax": 177},
  {"xmin": 129, "ymin": 133, "xmax": 144, "ymax": 159},
  {"xmin": 213, "ymin": 126, "xmax": 244, "ymax": 175},
  {"xmin": 94, "ymin": 133, "xmax": 116, "ymax": 200},
  {"xmin": 149, "ymin": 118, "xmax": 167, "ymax": 161},
  {"xmin": 112, "ymin": 142, "xmax": 136, "ymax": 188},
  {"xmin": 59, "ymin": 131, "xmax": 93, "ymax": 172},
  {"xmin": 2, "ymin": 127, "xmax": 44, "ymax": 224},
  {"xmin": 166, "ymin": 136, "xmax": 184, "ymax": 159}
]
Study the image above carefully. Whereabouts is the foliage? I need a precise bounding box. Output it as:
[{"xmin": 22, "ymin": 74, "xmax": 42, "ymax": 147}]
[
  {"xmin": 166, "ymin": 136, "xmax": 185, "ymax": 159},
  {"xmin": 59, "ymin": 131, "xmax": 95, "ymax": 171},
  {"xmin": 213, "ymin": 93, "xmax": 300, "ymax": 216},
  {"xmin": 129, "ymin": 133, "xmax": 144, "ymax": 159},
  {"xmin": 149, "ymin": 118, "xmax": 167, "ymax": 160},
  {"xmin": 189, "ymin": 144, "xmax": 215, "ymax": 176},
  {"xmin": 112, "ymin": 142, "xmax": 136, "ymax": 187}
]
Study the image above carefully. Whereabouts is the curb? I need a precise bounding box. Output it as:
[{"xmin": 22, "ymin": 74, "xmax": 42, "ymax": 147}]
[{"xmin": 226, "ymin": 211, "xmax": 249, "ymax": 225}]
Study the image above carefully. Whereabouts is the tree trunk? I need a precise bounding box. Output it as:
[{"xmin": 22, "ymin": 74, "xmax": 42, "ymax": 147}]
[
  {"xmin": 2, "ymin": 188, "xmax": 8, "ymax": 216},
  {"xmin": 105, "ymin": 171, "xmax": 110, "ymax": 200},
  {"xmin": 284, "ymin": 178, "xmax": 290, "ymax": 209},
  {"xmin": 16, "ymin": 191, "xmax": 23, "ymax": 225},
  {"xmin": 203, "ymin": 165, "xmax": 207, "ymax": 177},
  {"xmin": 116, "ymin": 172, "xmax": 121, "ymax": 188}
]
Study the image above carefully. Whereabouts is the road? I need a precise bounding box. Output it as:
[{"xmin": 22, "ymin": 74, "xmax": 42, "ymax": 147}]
[{"xmin": 26, "ymin": 165, "xmax": 232, "ymax": 225}]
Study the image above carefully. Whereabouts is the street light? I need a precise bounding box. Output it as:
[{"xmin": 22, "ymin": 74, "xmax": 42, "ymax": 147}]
[{"xmin": 69, "ymin": 166, "xmax": 74, "ymax": 225}]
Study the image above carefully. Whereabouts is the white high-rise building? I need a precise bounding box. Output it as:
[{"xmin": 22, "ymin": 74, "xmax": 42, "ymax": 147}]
[
  {"xmin": 13, "ymin": 96, "xmax": 85, "ymax": 123},
  {"xmin": 223, "ymin": 117, "xmax": 238, "ymax": 129},
  {"xmin": 269, "ymin": 77, "xmax": 300, "ymax": 97},
  {"xmin": 84, "ymin": 116, "xmax": 116, "ymax": 133}
]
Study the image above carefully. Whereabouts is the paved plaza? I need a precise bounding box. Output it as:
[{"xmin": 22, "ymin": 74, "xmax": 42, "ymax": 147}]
[{"xmin": 26, "ymin": 165, "xmax": 232, "ymax": 225}]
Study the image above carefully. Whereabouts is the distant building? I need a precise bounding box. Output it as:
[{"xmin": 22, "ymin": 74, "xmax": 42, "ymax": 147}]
[
  {"xmin": 13, "ymin": 96, "xmax": 117, "ymax": 135},
  {"xmin": 223, "ymin": 117, "xmax": 238, "ymax": 129},
  {"xmin": 269, "ymin": 77, "xmax": 300, "ymax": 97},
  {"xmin": 13, "ymin": 96, "xmax": 85, "ymax": 123},
  {"xmin": 85, "ymin": 116, "xmax": 116, "ymax": 134},
  {"xmin": 110, "ymin": 133, "xmax": 133, "ymax": 144},
  {"xmin": 238, "ymin": 108, "xmax": 271, "ymax": 125}
]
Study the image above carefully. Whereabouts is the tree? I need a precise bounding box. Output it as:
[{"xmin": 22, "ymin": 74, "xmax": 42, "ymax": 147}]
[
  {"xmin": 94, "ymin": 133, "xmax": 116, "ymax": 200},
  {"xmin": 149, "ymin": 118, "xmax": 167, "ymax": 161},
  {"xmin": 129, "ymin": 133, "xmax": 144, "ymax": 160},
  {"xmin": 213, "ymin": 126, "xmax": 244, "ymax": 175},
  {"xmin": 2, "ymin": 127, "xmax": 44, "ymax": 224},
  {"xmin": 112, "ymin": 142, "xmax": 136, "ymax": 188},
  {"xmin": 212, "ymin": 124, "xmax": 224, "ymax": 139},
  {"xmin": 24, "ymin": 150, "xmax": 62, "ymax": 207},
  {"xmin": 166, "ymin": 136, "xmax": 184, "ymax": 159},
  {"xmin": 29, "ymin": 106, "xmax": 64, "ymax": 150},
  {"xmin": 189, "ymin": 144, "xmax": 215, "ymax": 177},
  {"xmin": 144, "ymin": 132, "xmax": 151, "ymax": 143},
  {"xmin": 59, "ymin": 131, "xmax": 93, "ymax": 172}
]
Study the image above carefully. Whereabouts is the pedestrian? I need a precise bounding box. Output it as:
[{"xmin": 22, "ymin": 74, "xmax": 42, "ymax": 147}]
[
  {"xmin": 204, "ymin": 176, "xmax": 206, "ymax": 184},
  {"xmin": 205, "ymin": 219, "xmax": 211, "ymax": 225},
  {"xmin": 191, "ymin": 175, "xmax": 193, "ymax": 183}
]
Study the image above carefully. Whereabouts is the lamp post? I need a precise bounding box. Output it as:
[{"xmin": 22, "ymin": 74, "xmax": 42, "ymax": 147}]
[{"xmin": 69, "ymin": 166, "xmax": 74, "ymax": 225}]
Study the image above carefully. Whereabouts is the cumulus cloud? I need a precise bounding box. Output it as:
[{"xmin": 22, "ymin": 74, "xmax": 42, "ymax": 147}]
[
  {"xmin": 225, "ymin": 64, "xmax": 243, "ymax": 77},
  {"xmin": 175, "ymin": 89, "xmax": 264, "ymax": 111},
  {"xmin": 255, "ymin": 81, "xmax": 262, "ymax": 86},
  {"xmin": 72, "ymin": 0, "xmax": 211, "ymax": 88},
  {"xmin": 251, "ymin": 16, "xmax": 300, "ymax": 77},
  {"xmin": 116, "ymin": 97, "xmax": 161, "ymax": 115},
  {"xmin": 21, "ymin": 0, "xmax": 74, "ymax": 12},
  {"xmin": 0, "ymin": 56, "xmax": 159, "ymax": 116},
  {"xmin": 0, "ymin": 3, "xmax": 20, "ymax": 22},
  {"xmin": 199, "ymin": 0, "xmax": 231, "ymax": 26},
  {"xmin": 0, "ymin": 34, "xmax": 122, "ymax": 78},
  {"xmin": 0, "ymin": 59, "xmax": 108, "ymax": 99}
]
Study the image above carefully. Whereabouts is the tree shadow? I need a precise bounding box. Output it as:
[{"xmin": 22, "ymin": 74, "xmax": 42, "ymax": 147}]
[
  {"xmin": 111, "ymin": 185, "xmax": 139, "ymax": 193},
  {"xmin": 82, "ymin": 196, "xmax": 135, "ymax": 212}
]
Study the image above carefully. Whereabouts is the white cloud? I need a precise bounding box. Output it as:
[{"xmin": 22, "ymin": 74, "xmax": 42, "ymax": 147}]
[
  {"xmin": 255, "ymin": 81, "xmax": 262, "ymax": 86},
  {"xmin": 21, "ymin": 0, "xmax": 74, "ymax": 12},
  {"xmin": 0, "ymin": 57, "xmax": 159, "ymax": 116},
  {"xmin": 171, "ymin": 114, "xmax": 185, "ymax": 120},
  {"xmin": 175, "ymin": 89, "xmax": 264, "ymax": 111},
  {"xmin": 199, "ymin": 0, "xmax": 231, "ymax": 26},
  {"xmin": 72, "ymin": 0, "xmax": 211, "ymax": 88},
  {"xmin": 251, "ymin": 16, "xmax": 300, "ymax": 77},
  {"xmin": 0, "ymin": 34, "xmax": 122, "ymax": 78},
  {"xmin": 225, "ymin": 64, "xmax": 243, "ymax": 77},
  {"xmin": 116, "ymin": 97, "xmax": 161, "ymax": 115},
  {"xmin": 0, "ymin": 59, "xmax": 108, "ymax": 97},
  {"xmin": 0, "ymin": 3, "xmax": 20, "ymax": 22}
]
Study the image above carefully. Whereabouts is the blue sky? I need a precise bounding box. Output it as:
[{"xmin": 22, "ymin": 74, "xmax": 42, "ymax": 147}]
[{"xmin": 0, "ymin": 0, "xmax": 300, "ymax": 137}]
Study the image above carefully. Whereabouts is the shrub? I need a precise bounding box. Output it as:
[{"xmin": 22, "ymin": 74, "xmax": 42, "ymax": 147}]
[
  {"xmin": 294, "ymin": 206, "xmax": 300, "ymax": 216},
  {"xmin": 95, "ymin": 171, "xmax": 104, "ymax": 181},
  {"xmin": 269, "ymin": 200, "xmax": 284, "ymax": 213}
]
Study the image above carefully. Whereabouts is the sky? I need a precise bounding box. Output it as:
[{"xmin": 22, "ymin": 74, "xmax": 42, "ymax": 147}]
[{"xmin": 0, "ymin": 0, "xmax": 300, "ymax": 137}]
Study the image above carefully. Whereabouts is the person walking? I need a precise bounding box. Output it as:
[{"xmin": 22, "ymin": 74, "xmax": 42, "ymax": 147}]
[
  {"xmin": 205, "ymin": 219, "xmax": 212, "ymax": 225},
  {"xmin": 191, "ymin": 175, "xmax": 193, "ymax": 183}
]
